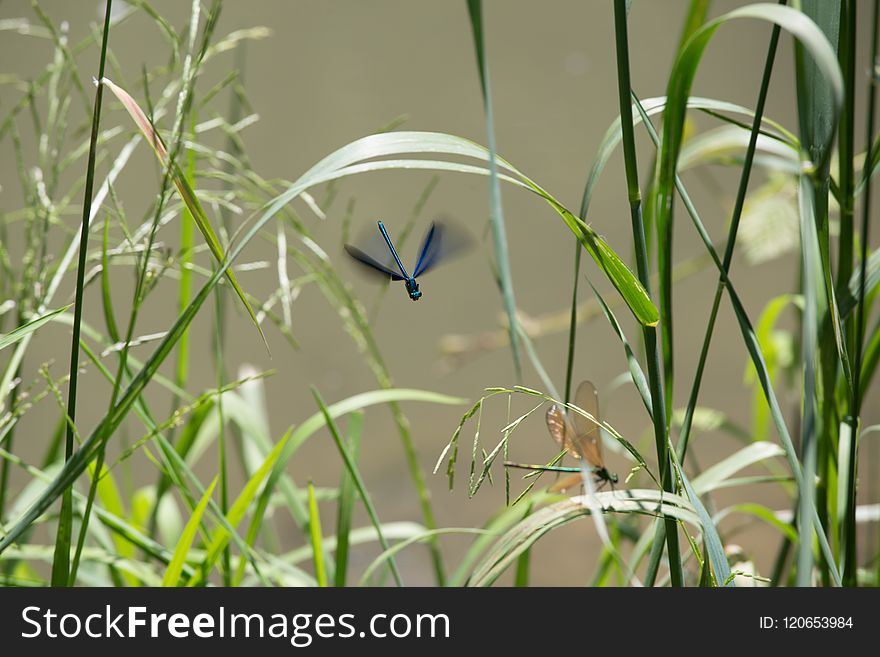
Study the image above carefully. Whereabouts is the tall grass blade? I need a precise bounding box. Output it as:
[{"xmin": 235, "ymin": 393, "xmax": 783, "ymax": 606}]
[
  {"xmin": 466, "ymin": 0, "xmax": 521, "ymax": 378},
  {"xmin": 668, "ymin": 447, "xmax": 732, "ymax": 586},
  {"xmin": 837, "ymin": 1, "xmax": 856, "ymax": 296},
  {"xmin": 794, "ymin": 0, "xmax": 843, "ymax": 586},
  {"xmin": 162, "ymin": 477, "xmax": 216, "ymax": 587},
  {"xmin": 99, "ymin": 217, "xmax": 120, "ymax": 342},
  {"xmin": 849, "ymin": 0, "xmax": 880, "ymax": 586},
  {"xmin": 612, "ymin": 0, "xmax": 680, "ymax": 587},
  {"xmin": 187, "ymin": 426, "xmax": 296, "ymax": 586},
  {"xmin": 564, "ymin": 245, "xmax": 582, "ymax": 406},
  {"xmin": 311, "ymin": 387, "xmax": 403, "ymax": 587},
  {"xmin": 674, "ymin": 3, "xmax": 783, "ymax": 466},
  {"xmin": 172, "ymin": 137, "xmax": 196, "ymax": 418},
  {"xmin": 797, "ymin": 176, "xmax": 824, "ymax": 585},
  {"xmin": 334, "ymin": 412, "xmax": 363, "ymax": 587},
  {"xmin": 307, "ymin": 480, "xmax": 328, "ymax": 587},
  {"xmin": 654, "ymin": 0, "xmax": 711, "ymax": 426},
  {"xmin": 51, "ymin": 0, "xmax": 113, "ymax": 588}
]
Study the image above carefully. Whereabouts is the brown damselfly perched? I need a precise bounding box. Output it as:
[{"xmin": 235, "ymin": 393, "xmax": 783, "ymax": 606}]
[{"xmin": 505, "ymin": 380, "xmax": 618, "ymax": 491}]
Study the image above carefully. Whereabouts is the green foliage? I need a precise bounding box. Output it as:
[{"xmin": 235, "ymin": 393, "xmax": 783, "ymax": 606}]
[{"xmin": 0, "ymin": 0, "xmax": 877, "ymax": 589}]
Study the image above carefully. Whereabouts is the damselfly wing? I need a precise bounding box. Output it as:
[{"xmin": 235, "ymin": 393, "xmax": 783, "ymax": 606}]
[{"xmin": 545, "ymin": 380, "xmax": 618, "ymax": 489}]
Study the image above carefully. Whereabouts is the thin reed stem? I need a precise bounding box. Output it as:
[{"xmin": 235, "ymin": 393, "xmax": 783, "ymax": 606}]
[
  {"xmin": 612, "ymin": 0, "xmax": 681, "ymax": 586},
  {"xmin": 847, "ymin": 0, "xmax": 879, "ymax": 587},
  {"xmin": 51, "ymin": 0, "xmax": 114, "ymax": 587}
]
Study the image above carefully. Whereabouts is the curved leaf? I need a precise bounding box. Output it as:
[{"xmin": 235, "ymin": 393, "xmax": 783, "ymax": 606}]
[
  {"xmin": 358, "ymin": 527, "xmax": 489, "ymax": 586},
  {"xmin": 0, "ymin": 305, "xmax": 71, "ymax": 351},
  {"xmin": 692, "ymin": 442, "xmax": 785, "ymax": 493},
  {"xmin": 262, "ymin": 131, "xmax": 658, "ymax": 326},
  {"xmin": 583, "ymin": 95, "xmax": 797, "ymax": 218},
  {"xmin": 716, "ymin": 503, "xmax": 800, "ymax": 544},
  {"xmin": 657, "ymin": 4, "xmax": 842, "ymax": 222},
  {"xmin": 678, "ymin": 125, "xmax": 800, "ymax": 173},
  {"xmin": 468, "ymin": 490, "xmax": 701, "ymax": 587}
]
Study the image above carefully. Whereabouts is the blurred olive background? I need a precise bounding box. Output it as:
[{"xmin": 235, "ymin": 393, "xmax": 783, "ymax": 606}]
[{"xmin": 1, "ymin": 0, "xmax": 878, "ymax": 585}]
